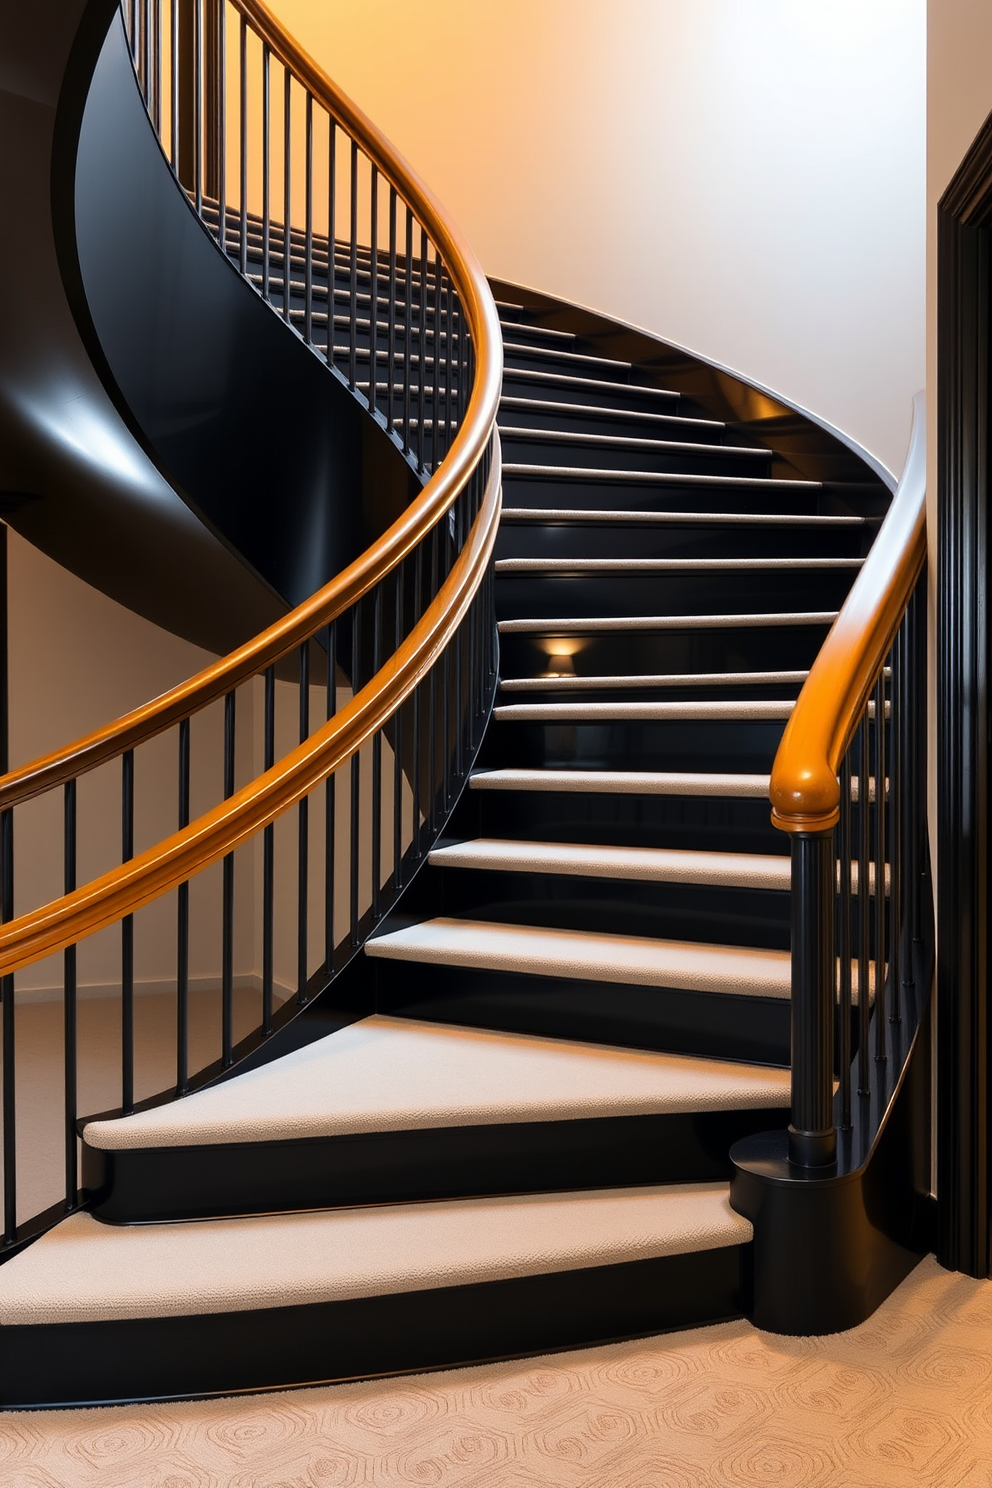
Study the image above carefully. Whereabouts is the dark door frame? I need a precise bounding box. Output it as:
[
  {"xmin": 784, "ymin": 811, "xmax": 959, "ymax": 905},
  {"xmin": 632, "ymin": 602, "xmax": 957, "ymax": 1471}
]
[{"xmin": 937, "ymin": 108, "xmax": 992, "ymax": 1277}]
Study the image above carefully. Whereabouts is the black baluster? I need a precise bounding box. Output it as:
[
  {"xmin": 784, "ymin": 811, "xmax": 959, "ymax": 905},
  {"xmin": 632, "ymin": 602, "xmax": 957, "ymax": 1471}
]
[
  {"xmin": 261, "ymin": 43, "xmax": 271, "ymax": 301},
  {"xmin": 121, "ymin": 749, "xmax": 135, "ymax": 1112},
  {"xmin": 283, "ymin": 67, "xmax": 292, "ymax": 323},
  {"xmin": 873, "ymin": 673, "xmax": 887, "ymax": 1060},
  {"xmin": 393, "ymin": 565, "xmax": 404, "ymax": 890},
  {"xmin": 789, "ymin": 830, "xmax": 836, "ymax": 1166},
  {"xmin": 239, "ymin": 13, "xmax": 247, "ymax": 275},
  {"xmin": 63, "ymin": 780, "xmax": 77, "ymax": 1210},
  {"xmin": 324, "ymin": 619, "xmax": 336, "ymax": 974},
  {"xmin": 216, "ymin": 0, "xmax": 225, "ymax": 250},
  {"xmin": 0, "ymin": 804, "xmax": 13, "ymax": 1246},
  {"xmin": 891, "ymin": 632, "xmax": 904, "ymax": 1022},
  {"xmin": 327, "ymin": 118, "xmax": 336, "ymax": 365},
  {"xmin": 170, "ymin": 0, "xmax": 179, "ymax": 171},
  {"xmin": 370, "ymin": 164, "xmax": 379, "ymax": 420},
  {"xmin": 857, "ymin": 718, "xmax": 871, "ymax": 1095},
  {"xmin": 404, "ymin": 207, "xmax": 413, "ymax": 457},
  {"xmin": 177, "ymin": 717, "xmax": 190, "ymax": 1093},
  {"xmin": 350, "ymin": 602, "xmax": 361, "ymax": 943},
  {"xmin": 297, "ymin": 641, "xmax": 310, "ymax": 1002},
  {"xmin": 371, "ymin": 587, "xmax": 383, "ymax": 920},
  {"xmin": 417, "ymin": 228, "xmax": 428, "ymax": 471},
  {"xmin": 387, "ymin": 187, "xmax": 397, "ymax": 438},
  {"xmin": 262, "ymin": 665, "xmax": 275, "ymax": 1034},
  {"xmin": 193, "ymin": 0, "xmax": 203, "ymax": 216},
  {"xmin": 838, "ymin": 749, "xmax": 853, "ymax": 1129},
  {"xmin": 304, "ymin": 92, "xmax": 313, "ymax": 345},
  {"xmin": 349, "ymin": 141, "xmax": 358, "ymax": 390},
  {"xmin": 222, "ymin": 689, "xmax": 235, "ymax": 1066}
]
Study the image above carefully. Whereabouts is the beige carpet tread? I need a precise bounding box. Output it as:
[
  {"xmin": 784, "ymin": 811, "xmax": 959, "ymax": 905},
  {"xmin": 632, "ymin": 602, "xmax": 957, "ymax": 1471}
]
[
  {"xmin": 429, "ymin": 839, "xmax": 791, "ymax": 891},
  {"xmin": 0, "ymin": 1185, "xmax": 749, "ymax": 1326},
  {"xmin": 470, "ymin": 769, "xmax": 772, "ymax": 798},
  {"xmin": 495, "ymin": 557, "xmax": 861, "ymax": 573},
  {"xmin": 499, "ymin": 671, "xmax": 807, "ymax": 692},
  {"xmin": 84, "ymin": 1016, "xmax": 790, "ymax": 1152},
  {"xmin": 494, "ymin": 700, "xmax": 793, "ymax": 722},
  {"xmin": 498, "ymin": 612, "xmax": 837, "ymax": 634},
  {"xmin": 366, "ymin": 919, "xmax": 791, "ymax": 999},
  {"xmin": 500, "ymin": 506, "xmax": 866, "ymax": 526}
]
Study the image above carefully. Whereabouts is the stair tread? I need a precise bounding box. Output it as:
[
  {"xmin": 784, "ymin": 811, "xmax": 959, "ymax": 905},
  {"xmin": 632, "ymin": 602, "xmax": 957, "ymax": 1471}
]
[
  {"xmin": 498, "ymin": 398, "xmax": 723, "ymax": 431},
  {"xmin": 502, "ymin": 369, "xmax": 680, "ymax": 401},
  {"xmin": 83, "ymin": 1015, "xmax": 789, "ymax": 1152},
  {"xmin": 430, "ymin": 838, "xmax": 791, "ymax": 890},
  {"xmin": 503, "ymin": 343, "xmax": 632, "ymax": 372},
  {"xmin": 470, "ymin": 769, "xmax": 772, "ymax": 798},
  {"xmin": 504, "ymin": 463, "xmax": 821, "ymax": 491},
  {"xmin": 0, "ymin": 1184, "xmax": 749, "ymax": 1326},
  {"xmin": 500, "ymin": 507, "xmax": 867, "ymax": 526},
  {"xmin": 366, "ymin": 918, "xmax": 792, "ymax": 998},
  {"xmin": 499, "ymin": 611, "xmax": 837, "ymax": 633},
  {"xmin": 494, "ymin": 700, "xmax": 794, "ymax": 721},
  {"xmin": 499, "ymin": 428, "xmax": 769, "ymax": 459},
  {"xmin": 499, "ymin": 671, "xmax": 808, "ymax": 692},
  {"xmin": 495, "ymin": 557, "xmax": 862, "ymax": 573}
]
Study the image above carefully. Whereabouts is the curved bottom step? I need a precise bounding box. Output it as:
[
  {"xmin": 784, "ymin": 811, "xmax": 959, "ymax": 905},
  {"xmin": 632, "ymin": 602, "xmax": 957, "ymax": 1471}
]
[{"xmin": 0, "ymin": 1186, "xmax": 749, "ymax": 1408}]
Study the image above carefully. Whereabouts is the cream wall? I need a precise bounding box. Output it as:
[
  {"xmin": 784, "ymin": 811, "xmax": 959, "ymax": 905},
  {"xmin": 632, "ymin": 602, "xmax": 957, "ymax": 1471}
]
[{"xmin": 270, "ymin": 0, "xmax": 926, "ymax": 478}]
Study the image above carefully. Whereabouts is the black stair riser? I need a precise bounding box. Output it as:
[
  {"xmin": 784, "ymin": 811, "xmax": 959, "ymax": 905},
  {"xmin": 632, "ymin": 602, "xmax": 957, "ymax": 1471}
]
[
  {"xmin": 498, "ymin": 403, "xmax": 722, "ymax": 440},
  {"xmin": 377, "ymin": 964, "xmax": 791, "ymax": 1064},
  {"xmin": 0, "ymin": 1247, "xmax": 747, "ymax": 1409},
  {"xmin": 499, "ymin": 436, "xmax": 772, "ymax": 479},
  {"xmin": 501, "ymin": 372, "xmax": 680, "ymax": 411},
  {"xmin": 405, "ymin": 875, "xmax": 791, "ymax": 951},
  {"xmin": 83, "ymin": 1106, "xmax": 788, "ymax": 1224},
  {"xmin": 493, "ymin": 571, "xmax": 857, "ymax": 619},
  {"xmin": 495, "ymin": 521, "xmax": 869, "ymax": 562},
  {"xmin": 502, "ymin": 473, "xmax": 827, "ymax": 516},
  {"xmin": 497, "ymin": 626, "xmax": 831, "ymax": 678},
  {"xmin": 455, "ymin": 788, "xmax": 786, "ymax": 854},
  {"xmin": 503, "ymin": 347, "xmax": 632, "ymax": 380},
  {"xmin": 485, "ymin": 718, "xmax": 789, "ymax": 774},
  {"xmin": 499, "ymin": 682, "xmax": 802, "ymax": 706}
]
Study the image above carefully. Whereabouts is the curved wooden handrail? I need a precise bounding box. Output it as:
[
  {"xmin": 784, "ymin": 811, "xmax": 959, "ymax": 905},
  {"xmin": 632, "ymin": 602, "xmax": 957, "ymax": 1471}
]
[
  {"xmin": 769, "ymin": 393, "xmax": 926, "ymax": 834},
  {"xmin": 0, "ymin": 440, "xmax": 500, "ymax": 976},
  {"xmin": 0, "ymin": 0, "xmax": 502, "ymax": 811}
]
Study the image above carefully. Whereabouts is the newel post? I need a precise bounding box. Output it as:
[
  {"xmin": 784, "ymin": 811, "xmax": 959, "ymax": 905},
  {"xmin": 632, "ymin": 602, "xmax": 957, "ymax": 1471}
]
[{"xmin": 789, "ymin": 830, "xmax": 836, "ymax": 1167}]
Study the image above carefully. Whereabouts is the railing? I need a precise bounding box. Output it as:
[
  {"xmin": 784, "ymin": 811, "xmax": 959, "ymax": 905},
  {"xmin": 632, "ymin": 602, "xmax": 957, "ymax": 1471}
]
[
  {"xmin": 769, "ymin": 393, "xmax": 928, "ymax": 1167},
  {"xmin": 0, "ymin": 0, "xmax": 502, "ymax": 1254}
]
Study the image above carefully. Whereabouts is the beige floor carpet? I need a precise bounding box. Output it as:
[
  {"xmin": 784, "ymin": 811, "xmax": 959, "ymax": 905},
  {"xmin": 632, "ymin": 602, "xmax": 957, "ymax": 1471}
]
[{"xmin": 2, "ymin": 1254, "xmax": 991, "ymax": 1486}]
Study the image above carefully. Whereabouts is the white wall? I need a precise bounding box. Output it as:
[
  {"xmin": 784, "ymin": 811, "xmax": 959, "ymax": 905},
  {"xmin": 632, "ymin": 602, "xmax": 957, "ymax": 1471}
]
[{"xmin": 271, "ymin": 0, "xmax": 925, "ymax": 477}]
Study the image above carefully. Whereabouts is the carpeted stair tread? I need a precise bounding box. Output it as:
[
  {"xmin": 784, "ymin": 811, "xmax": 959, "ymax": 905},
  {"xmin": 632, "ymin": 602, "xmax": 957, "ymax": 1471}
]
[
  {"xmin": 500, "ymin": 506, "xmax": 867, "ymax": 526},
  {"xmin": 470, "ymin": 769, "xmax": 772, "ymax": 797},
  {"xmin": 494, "ymin": 556, "xmax": 862, "ymax": 573},
  {"xmin": 429, "ymin": 838, "xmax": 791, "ymax": 890},
  {"xmin": 366, "ymin": 918, "xmax": 792, "ymax": 998},
  {"xmin": 498, "ymin": 611, "xmax": 837, "ymax": 634},
  {"xmin": 0, "ymin": 1185, "xmax": 749, "ymax": 1326},
  {"xmin": 83, "ymin": 1016, "xmax": 790, "ymax": 1151},
  {"xmin": 498, "ymin": 671, "xmax": 807, "ymax": 693}
]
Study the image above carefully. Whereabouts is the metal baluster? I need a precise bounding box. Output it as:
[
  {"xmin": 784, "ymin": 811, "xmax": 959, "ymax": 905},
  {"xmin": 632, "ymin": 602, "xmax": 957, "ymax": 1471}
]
[
  {"xmin": 789, "ymin": 828, "xmax": 836, "ymax": 1166},
  {"xmin": 153, "ymin": 0, "xmax": 163, "ymax": 132},
  {"xmin": 63, "ymin": 780, "xmax": 77, "ymax": 1209},
  {"xmin": 239, "ymin": 13, "xmax": 247, "ymax": 275},
  {"xmin": 371, "ymin": 587, "xmax": 383, "ymax": 920},
  {"xmin": 441, "ymin": 643, "xmax": 450, "ymax": 809},
  {"xmin": 908, "ymin": 585, "xmax": 923, "ymax": 954},
  {"xmin": 838, "ymin": 749, "xmax": 853, "ymax": 1129},
  {"xmin": 262, "ymin": 666, "xmax": 275, "ymax": 1034},
  {"xmin": 1, "ymin": 805, "xmax": 14, "ymax": 1245},
  {"xmin": 121, "ymin": 749, "xmax": 135, "ymax": 1113},
  {"xmin": 170, "ymin": 0, "xmax": 179, "ymax": 171},
  {"xmin": 222, "ymin": 689, "xmax": 235, "ymax": 1066},
  {"xmin": 857, "ymin": 718, "xmax": 871, "ymax": 1095},
  {"xmin": 350, "ymin": 602, "xmax": 361, "ymax": 944},
  {"xmin": 194, "ymin": 0, "xmax": 203, "ymax": 216},
  {"xmin": 417, "ymin": 228, "xmax": 428, "ymax": 470},
  {"xmin": 873, "ymin": 672, "xmax": 887, "ymax": 1059},
  {"xmin": 393, "ymin": 565, "xmax": 404, "ymax": 889},
  {"xmin": 370, "ymin": 165, "xmax": 379, "ymax": 420},
  {"xmin": 283, "ymin": 67, "xmax": 292, "ymax": 322},
  {"xmin": 297, "ymin": 641, "xmax": 310, "ymax": 1002},
  {"xmin": 411, "ymin": 545, "xmax": 423, "ymax": 858},
  {"xmin": 403, "ymin": 208, "xmax": 413, "ymax": 457},
  {"xmin": 262, "ymin": 44, "xmax": 271, "ymax": 301},
  {"xmin": 216, "ymin": 0, "xmax": 225, "ymax": 250},
  {"xmin": 176, "ymin": 718, "xmax": 191, "ymax": 1093},
  {"xmin": 891, "ymin": 630, "xmax": 904, "ymax": 1022},
  {"xmin": 304, "ymin": 93, "xmax": 313, "ymax": 345},
  {"xmin": 349, "ymin": 142, "xmax": 359, "ymax": 391},
  {"xmin": 324, "ymin": 621, "xmax": 336, "ymax": 973},
  {"xmin": 387, "ymin": 187, "xmax": 397, "ymax": 439},
  {"xmin": 327, "ymin": 118, "xmax": 336, "ymax": 365},
  {"xmin": 143, "ymin": 0, "xmax": 152, "ymax": 107}
]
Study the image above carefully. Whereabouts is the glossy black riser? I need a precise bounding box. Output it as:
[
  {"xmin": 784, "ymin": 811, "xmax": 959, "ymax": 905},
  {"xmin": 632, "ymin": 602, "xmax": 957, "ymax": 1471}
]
[
  {"xmin": 84, "ymin": 1106, "xmax": 789, "ymax": 1225},
  {"xmin": 453, "ymin": 787, "xmax": 787, "ymax": 855},
  {"xmin": 0, "ymin": 1247, "xmax": 747, "ymax": 1410},
  {"xmin": 498, "ymin": 435, "xmax": 772, "ymax": 480},
  {"xmin": 497, "ymin": 404, "xmax": 719, "ymax": 441},
  {"xmin": 497, "ymin": 626, "xmax": 831, "ymax": 679},
  {"xmin": 500, "ymin": 372, "xmax": 680, "ymax": 412},
  {"xmin": 376, "ymin": 962, "xmax": 791, "ymax": 1065},
  {"xmin": 484, "ymin": 719, "xmax": 788, "ymax": 774},
  {"xmin": 502, "ymin": 473, "xmax": 827, "ymax": 518},
  {"xmin": 493, "ymin": 572, "xmax": 856, "ymax": 621},
  {"xmin": 502, "ymin": 348, "xmax": 635, "ymax": 380},
  {"xmin": 495, "ymin": 520, "xmax": 870, "ymax": 563},
  {"xmin": 399, "ymin": 872, "xmax": 791, "ymax": 951}
]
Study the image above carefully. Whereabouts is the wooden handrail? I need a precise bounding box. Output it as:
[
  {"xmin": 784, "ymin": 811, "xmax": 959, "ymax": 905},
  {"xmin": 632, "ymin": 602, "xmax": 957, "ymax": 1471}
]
[
  {"xmin": 0, "ymin": 441, "xmax": 501, "ymax": 976},
  {"xmin": 0, "ymin": 0, "xmax": 502, "ymax": 811},
  {"xmin": 769, "ymin": 393, "xmax": 926, "ymax": 834}
]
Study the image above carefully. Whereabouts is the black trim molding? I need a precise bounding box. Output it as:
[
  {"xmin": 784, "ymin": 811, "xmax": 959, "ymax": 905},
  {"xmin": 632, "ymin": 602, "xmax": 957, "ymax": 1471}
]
[{"xmin": 936, "ymin": 107, "xmax": 992, "ymax": 1277}]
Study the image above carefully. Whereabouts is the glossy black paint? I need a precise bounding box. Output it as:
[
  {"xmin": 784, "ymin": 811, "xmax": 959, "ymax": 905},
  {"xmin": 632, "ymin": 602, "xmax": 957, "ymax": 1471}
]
[
  {"xmin": 936, "ymin": 109, "xmax": 992, "ymax": 1279},
  {"xmin": 70, "ymin": 15, "xmax": 418, "ymax": 610},
  {"xmin": 0, "ymin": 1245, "xmax": 748, "ymax": 1409},
  {"xmin": 84, "ymin": 1105, "xmax": 789, "ymax": 1224}
]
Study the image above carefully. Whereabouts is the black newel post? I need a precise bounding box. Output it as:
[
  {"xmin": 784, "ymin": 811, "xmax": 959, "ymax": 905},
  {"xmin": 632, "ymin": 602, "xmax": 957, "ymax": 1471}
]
[{"xmin": 789, "ymin": 829, "xmax": 837, "ymax": 1167}]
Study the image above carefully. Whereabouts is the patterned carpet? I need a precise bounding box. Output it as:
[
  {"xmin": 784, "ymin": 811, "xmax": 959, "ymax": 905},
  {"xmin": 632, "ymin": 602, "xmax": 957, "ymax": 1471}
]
[{"xmin": 3, "ymin": 1255, "xmax": 991, "ymax": 1486}]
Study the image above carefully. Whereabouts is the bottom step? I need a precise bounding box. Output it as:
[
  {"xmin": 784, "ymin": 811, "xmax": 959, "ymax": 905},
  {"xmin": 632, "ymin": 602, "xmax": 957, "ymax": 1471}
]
[{"xmin": 0, "ymin": 1186, "xmax": 749, "ymax": 1407}]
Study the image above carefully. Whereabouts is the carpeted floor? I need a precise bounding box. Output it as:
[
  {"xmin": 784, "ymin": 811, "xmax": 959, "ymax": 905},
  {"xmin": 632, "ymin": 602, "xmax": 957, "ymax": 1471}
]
[{"xmin": 2, "ymin": 1254, "xmax": 991, "ymax": 1486}]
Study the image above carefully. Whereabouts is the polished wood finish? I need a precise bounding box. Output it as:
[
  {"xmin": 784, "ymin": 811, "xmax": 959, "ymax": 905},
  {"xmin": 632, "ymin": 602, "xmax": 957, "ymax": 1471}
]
[{"xmin": 768, "ymin": 396, "xmax": 925, "ymax": 833}]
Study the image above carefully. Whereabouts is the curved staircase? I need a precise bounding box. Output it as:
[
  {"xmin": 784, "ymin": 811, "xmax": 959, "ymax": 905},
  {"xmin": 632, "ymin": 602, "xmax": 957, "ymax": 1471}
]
[{"xmin": 0, "ymin": 0, "xmax": 932, "ymax": 1409}]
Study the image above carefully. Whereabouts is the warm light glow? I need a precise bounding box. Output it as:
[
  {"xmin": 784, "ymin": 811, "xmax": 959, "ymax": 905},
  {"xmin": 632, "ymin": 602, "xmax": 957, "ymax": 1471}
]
[{"xmin": 543, "ymin": 652, "xmax": 576, "ymax": 678}]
